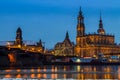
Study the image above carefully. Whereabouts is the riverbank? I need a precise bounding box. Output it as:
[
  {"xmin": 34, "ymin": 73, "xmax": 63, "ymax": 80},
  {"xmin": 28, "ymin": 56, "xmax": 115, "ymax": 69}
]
[
  {"xmin": 1, "ymin": 62, "xmax": 120, "ymax": 70},
  {"xmin": 43, "ymin": 62, "xmax": 120, "ymax": 65}
]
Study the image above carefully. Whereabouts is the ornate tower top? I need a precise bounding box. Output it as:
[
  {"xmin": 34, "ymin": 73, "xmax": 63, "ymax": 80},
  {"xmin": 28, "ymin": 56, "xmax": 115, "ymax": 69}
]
[
  {"xmin": 99, "ymin": 12, "xmax": 103, "ymax": 28},
  {"xmin": 78, "ymin": 7, "xmax": 84, "ymax": 24},
  {"xmin": 17, "ymin": 27, "xmax": 22, "ymax": 33},
  {"xmin": 77, "ymin": 7, "xmax": 85, "ymax": 37},
  {"xmin": 15, "ymin": 27, "xmax": 23, "ymax": 46},
  {"xmin": 97, "ymin": 13, "xmax": 105, "ymax": 35}
]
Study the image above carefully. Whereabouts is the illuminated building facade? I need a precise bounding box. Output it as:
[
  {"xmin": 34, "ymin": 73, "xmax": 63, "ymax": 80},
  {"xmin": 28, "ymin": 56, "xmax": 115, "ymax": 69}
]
[
  {"xmin": 8, "ymin": 27, "xmax": 44, "ymax": 53},
  {"xmin": 74, "ymin": 8, "xmax": 120, "ymax": 57},
  {"xmin": 54, "ymin": 31, "xmax": 74, "ymax": 56},
  {"xmin": 22, "ymin": 39, "xmax": 44, "ymax": 53}
]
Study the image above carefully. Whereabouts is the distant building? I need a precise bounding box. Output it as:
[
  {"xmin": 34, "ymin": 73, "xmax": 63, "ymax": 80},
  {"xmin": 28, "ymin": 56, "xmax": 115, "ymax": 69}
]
[
  {"xmin": 74, "ymin": 8, "xmax": 120, "ymax": 57},
  {"xmin": 8, "ymin": 27, "xmax": 44, "ymax": 53},
  {"xmin": 22, "ymin": 39, "xmax": 44, "ymax": 53},
  {"xmin": 15, "ymin": 27, "xmax": 23, "ymax": 47},
  {"xmin": 54, "ymin": 31, "xmax": 74, "ymax": 56}
]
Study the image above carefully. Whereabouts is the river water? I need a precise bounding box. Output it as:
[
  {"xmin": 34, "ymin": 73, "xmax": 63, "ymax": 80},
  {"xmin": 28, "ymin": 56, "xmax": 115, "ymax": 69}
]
[{"xmin": 0, "ymin": 65, "xmax": 120, "ymax": 79}]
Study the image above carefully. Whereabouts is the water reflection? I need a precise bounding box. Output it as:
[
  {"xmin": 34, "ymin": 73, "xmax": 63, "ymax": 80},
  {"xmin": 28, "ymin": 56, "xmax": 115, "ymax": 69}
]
[
  {"xmin": 23, "ymin": 74, "xmax": 27, "ymax": 78},
  {"xmin": 0, "ymin": 65, "xmax": 120, "ymax": 79},
  {"xmin": 31, "ymin": 74, "xmax": 35, "ymax": 78},
  {"xmin": 16, "ymin": 74, "xmax": 21, "ymax": 78},
  {"xmin": 5, "ymin": 74, "xmax": 11, "ymax": 78},
  {"xmin": 16, "ymin": 69, "xmax": 21, "ymax": 72},
  {"xmin": 37, "ymin": 74, "xmax": 41, "ymax": 78},
  {"xmin": 77, "ymin": 65, "xmax": 80, "ymax": 72}
]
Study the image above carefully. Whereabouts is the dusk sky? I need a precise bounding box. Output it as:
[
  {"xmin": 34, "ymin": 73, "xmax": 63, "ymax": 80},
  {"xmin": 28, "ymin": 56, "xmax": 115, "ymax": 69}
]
[{"xmin": 0, "ymin": 0, "xmax": 120, "ymax": 49}]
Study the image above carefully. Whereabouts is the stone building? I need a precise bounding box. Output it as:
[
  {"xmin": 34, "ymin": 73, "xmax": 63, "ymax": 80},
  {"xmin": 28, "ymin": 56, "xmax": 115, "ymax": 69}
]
[
  {"xmin": 74, "ymin": 8, "xmax": 120, "ymax": 57},
  {"xmin": 54, "ymin": 31, "xmax": 74, "ymax": 56},
  {"xmin": 8, "ymin": 27, "xmax": 44, "ymax": 53},
  {"xmin": 22, "ymin": 39, "xmax": 44, "ymax": 53}
]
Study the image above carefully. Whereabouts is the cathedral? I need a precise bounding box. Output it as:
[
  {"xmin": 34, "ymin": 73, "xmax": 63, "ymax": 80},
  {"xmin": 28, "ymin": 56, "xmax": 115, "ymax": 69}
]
[
  {"xmin": 74, "ymin": 8, "xmax": 120, "ymax": 57},
  {"xmin": 6, "ymin": 8, "xmax": 120, "ymax": 57}
]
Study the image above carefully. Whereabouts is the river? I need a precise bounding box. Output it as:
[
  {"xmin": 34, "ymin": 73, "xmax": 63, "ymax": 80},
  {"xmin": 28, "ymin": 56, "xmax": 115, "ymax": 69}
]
[{"xmin": 0, "ymin": 65, "xmax": 120, "ymax": 79}]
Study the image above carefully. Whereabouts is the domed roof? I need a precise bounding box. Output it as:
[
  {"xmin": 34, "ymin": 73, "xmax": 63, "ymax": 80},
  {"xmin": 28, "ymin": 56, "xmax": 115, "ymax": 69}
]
[
  {"xmin": 17, "ymin": 27, "xmax": 22, "ymax": 32},
  {"xmin": 97, "ymin": 28, "xmax": 105, "ymax": 35}
]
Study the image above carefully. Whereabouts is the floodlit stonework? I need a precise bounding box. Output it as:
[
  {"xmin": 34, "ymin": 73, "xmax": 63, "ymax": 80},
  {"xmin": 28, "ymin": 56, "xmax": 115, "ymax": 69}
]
[{"xmin": 74, "ymin": 8, "xmax": 120, "ymax": 57}]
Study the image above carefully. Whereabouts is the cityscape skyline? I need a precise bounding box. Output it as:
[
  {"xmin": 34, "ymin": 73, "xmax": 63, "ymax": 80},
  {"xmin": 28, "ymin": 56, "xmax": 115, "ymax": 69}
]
[{"xmin": 0, "ymin": 0, "xmax": 120, "ymax": 49}]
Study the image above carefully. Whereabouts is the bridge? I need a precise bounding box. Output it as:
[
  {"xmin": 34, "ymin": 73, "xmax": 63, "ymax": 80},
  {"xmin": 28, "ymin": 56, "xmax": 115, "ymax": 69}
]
[{"xmin": 0, "ymin": 40, "xmax": 37, "ymax": 46}]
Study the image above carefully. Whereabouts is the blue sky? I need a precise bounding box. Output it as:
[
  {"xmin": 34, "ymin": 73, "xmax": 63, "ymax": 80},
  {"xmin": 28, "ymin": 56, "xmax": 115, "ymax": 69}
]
[{"xmin": 0, "ymin": 0, "xmax": 120, "ymax": 48}]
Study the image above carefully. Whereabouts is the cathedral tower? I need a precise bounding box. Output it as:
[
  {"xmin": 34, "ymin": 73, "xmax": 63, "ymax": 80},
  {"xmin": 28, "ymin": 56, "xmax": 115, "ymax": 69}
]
[
  {"xmin": 77, "ymin": 7, "xmax": 85, "ymax": 37},
  {"xmin": 15, "ymin": 27, "xmax": 23, "ymax": 46},
  {"xmin": 75, "ymin": 7, "xmax": 86, "ymax": 57},
  {"xmin": 76, "ymin": 8, "xmax": 85, "ymax": 46}
]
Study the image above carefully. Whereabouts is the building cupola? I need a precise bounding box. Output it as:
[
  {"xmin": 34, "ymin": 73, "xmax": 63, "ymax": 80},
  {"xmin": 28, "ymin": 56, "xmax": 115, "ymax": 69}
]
[{"xmin": 97, "ymin": 13, "xmax": 105, "ymax": 35}]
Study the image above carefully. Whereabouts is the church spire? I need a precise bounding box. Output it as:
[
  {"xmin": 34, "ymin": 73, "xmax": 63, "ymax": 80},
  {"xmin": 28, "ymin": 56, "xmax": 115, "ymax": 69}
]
[
  {"xmin": 64, "ymin": 31, "xmax": 70, "ymax": 42},
  {"xmin": 78, "ymin": 7, "xmax": 84, "ymax": 24},
  {"xmin": 63, "ymin": 31, "xmax": 72, "ymax": 46},
  {"xmin": 97, "ymin": 12, "xmax": 105, "ymax": 35},
  {"xmin": 99, "ymin": 12, "xmax": 103, "ymax": 28},
  {"xmin": 79, "ymin": 7, "xmax": 82, "ymax": 16},
  {"xmin": 77, "ymin": 7, "xmax": 85, "ymax": 36},
  {"xmin": 65, "ymin": 31, "xmax": 69, "ymax": 40}
]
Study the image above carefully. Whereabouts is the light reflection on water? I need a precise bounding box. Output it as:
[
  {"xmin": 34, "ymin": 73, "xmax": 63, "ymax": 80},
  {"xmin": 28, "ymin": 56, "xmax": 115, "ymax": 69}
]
[{"xmin": 0, "ymin": 65, "xmax": 120, "ymax": 79}]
